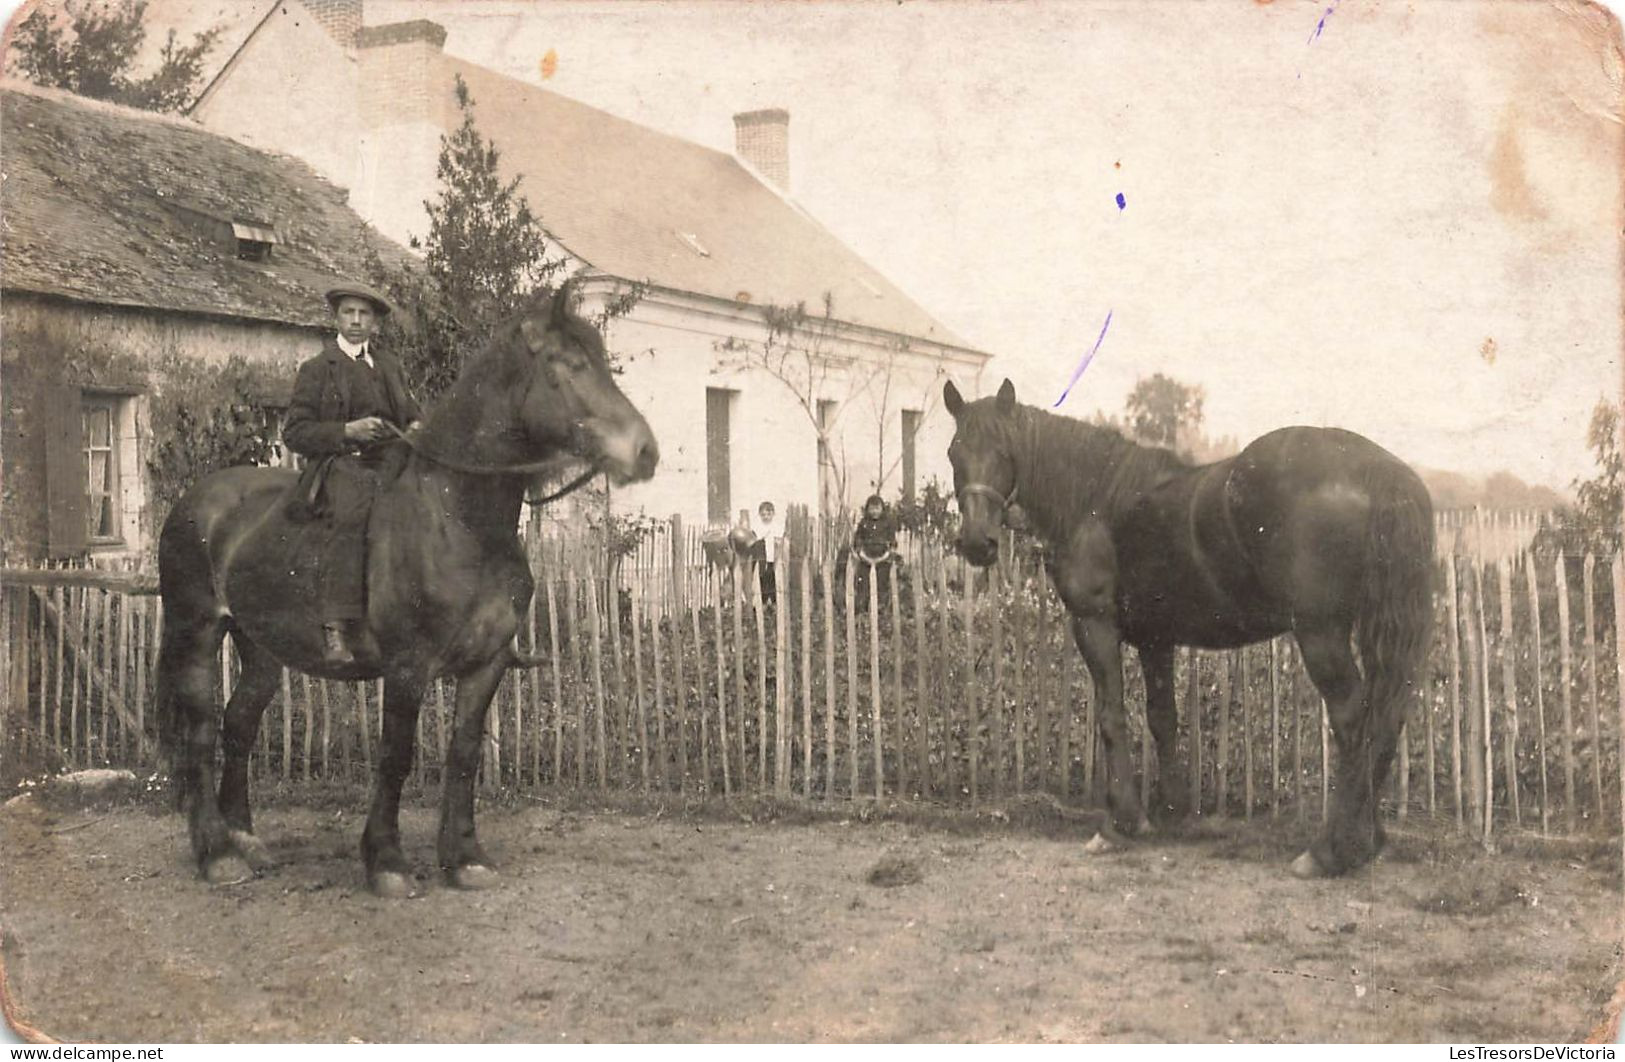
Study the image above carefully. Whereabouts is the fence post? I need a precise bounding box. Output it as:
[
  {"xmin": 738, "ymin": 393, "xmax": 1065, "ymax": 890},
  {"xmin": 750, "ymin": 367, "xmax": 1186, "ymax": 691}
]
[
  {"xmin": 1012, "ymin": 548, "xmax": 1027, "ymax": 794},
  {"xmin": 1497, "ymin": 556, "xmax": 1521, "ymax": 826},
  {"xmin": 1555, "ymin": 554, "xmax": 1576, "ymax": 832},
  {"xmin": 912, "ymin": 543, "xmax": 931, "ymax": 798},
  {"xmin": 650, "ymin": 574, "xmax": 667, "ymax": 792},
  {"xmin": 801, "ymin": 556, "xmax": 814, "ymax": 797},
  {"xmin": 1585, "ymin": 554, "xmax": 1604, "ymax": 823},
  {"xmin": 776, "ymin": 560, "xmax": 791, "ymax": 798},
  {"xmin": 750, "ymin": 567, "xmax": 768, "ymax": 788},
  {"xmin": 53, "ymin": 587, "xmax": 67, "ymax": 756},
  {"xmin": 869, "ymin": 562, "xmax": 884, "ymax": 799},
  {"xmin": 846, "ymin": 556, "xmax": 859, "ymax": 799},
  {"xmin": 1242, "ymin": 647, "xmax": 1255, "ymax": 821},
  {"xmin": 1270, "ymin": 638, "xmax": 1281, "ymax": 819},
  {"xmin": 1448, "ymin": 553, "xmax": 1464, "ymax": 829},
  {"xmin": 1525, "ymin": 557, "xmax": 1550, "ymax": 835},
  {"xmin": 822, "ymin": 560, "xmax": 837, "ymax": 799},
  {"xmin": 1035, "ymin": 569, "xmax": 1051, "ymax": 794},
  {"xmin": 587, "ymin": 571, "xmax": 607, "ymax": 789},
  {"xmin": 1610, "ymin": 554, "xmax": 1625, "ymax": 940},
  {"xmin": 731, "ymin": 562, "xmax": 747, "ymax": 783},
  {"xmin": 983, "ymin": 564, "xmax": 998, "ymax": 798},
  {"xmin": 1189, "ymin": 649, "xmax": 1203, "ymax": 817},
  {"xmin": 632, "ymin": 584, "xmax": 650, "ymax": 792},
  {"xmin": 1216, "ymin": 651, "xmax": 1231, "ymax": 817},
  {"xmin": 712, "ymin": 572, "xmax": 732, "ymax": 796}
]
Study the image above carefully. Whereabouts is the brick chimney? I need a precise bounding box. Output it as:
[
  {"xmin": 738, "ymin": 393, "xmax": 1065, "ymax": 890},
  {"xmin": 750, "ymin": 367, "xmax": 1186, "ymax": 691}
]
[
  {"xmin": 354, "ymin": 20, "xmax": 449, "ymax": 247},
  {"xmin": 356, "ymin": 19, "xmax": 448, "ymax": 119},
  {"xmin": 300, "ymin": 0, "xmax": 362, "ymax": 48},
  {"xmin": 733, "ymin": 108, "xmax": 789, "ymax": 191}
]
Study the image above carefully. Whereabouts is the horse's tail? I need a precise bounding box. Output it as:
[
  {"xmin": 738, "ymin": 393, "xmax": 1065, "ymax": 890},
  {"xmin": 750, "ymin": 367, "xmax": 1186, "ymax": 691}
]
[
  {"xmin": 152, "ymin": 518, "xmax": 189, "ymax": 800},
  {"xmin": 1356, "ymin": 465, "xmax": 1435, "ymax": 727},
  {"xmin": 152, "ymin": 501, "xmax": 219, "ymax": 809}
]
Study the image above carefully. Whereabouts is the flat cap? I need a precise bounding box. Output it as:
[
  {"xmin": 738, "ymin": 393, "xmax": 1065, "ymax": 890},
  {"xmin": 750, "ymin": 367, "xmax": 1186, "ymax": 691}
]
[{"xmin": 324, "ymin": 282, "xmax": 393, "ymax": 317}]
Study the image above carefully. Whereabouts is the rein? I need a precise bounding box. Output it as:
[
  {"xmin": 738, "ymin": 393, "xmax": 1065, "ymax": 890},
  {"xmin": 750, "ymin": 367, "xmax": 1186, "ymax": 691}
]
[{"xmin": 383, "ymin": 422, "xmax": 599, "ymax": 505}]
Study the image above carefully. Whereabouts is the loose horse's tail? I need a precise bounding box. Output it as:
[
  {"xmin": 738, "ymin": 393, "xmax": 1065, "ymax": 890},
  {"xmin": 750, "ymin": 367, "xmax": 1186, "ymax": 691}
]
[{"xmin": 1356, "ymin": 466, "xmax": 1435, "ymax": 728}]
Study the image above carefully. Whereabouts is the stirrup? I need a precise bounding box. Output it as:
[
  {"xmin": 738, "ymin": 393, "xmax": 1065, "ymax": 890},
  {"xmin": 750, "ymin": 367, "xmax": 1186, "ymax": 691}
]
[{"xmin": 321, "ymin": 623, "xmax": 355, "ymax": 665}]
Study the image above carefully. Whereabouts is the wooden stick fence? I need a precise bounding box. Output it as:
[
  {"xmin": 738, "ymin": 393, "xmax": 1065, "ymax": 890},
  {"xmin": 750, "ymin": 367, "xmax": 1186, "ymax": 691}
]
[{"xmin": 2, "ymin": 518, "xmax": 1624, "ymax": 843}]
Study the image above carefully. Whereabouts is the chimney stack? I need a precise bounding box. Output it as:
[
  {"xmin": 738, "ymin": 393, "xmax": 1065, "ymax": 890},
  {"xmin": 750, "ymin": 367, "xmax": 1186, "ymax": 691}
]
[
  {"xmin": 301, "ymin": 0, "xmax": 362, "ymax": 48},
  {"xmin": 733, "ymin": 108, "xmax": 790, "ymax": 192}
]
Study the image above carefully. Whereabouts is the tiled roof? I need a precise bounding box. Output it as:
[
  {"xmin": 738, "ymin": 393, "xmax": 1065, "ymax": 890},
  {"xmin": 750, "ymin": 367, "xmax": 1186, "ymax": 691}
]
[
  {"xmin": 444, "ymin": 57, "xmax": 979, "ymax": 352},
  {"xmin": 0, "ymin": 80, "xmax": 411, "ymax": 328}
]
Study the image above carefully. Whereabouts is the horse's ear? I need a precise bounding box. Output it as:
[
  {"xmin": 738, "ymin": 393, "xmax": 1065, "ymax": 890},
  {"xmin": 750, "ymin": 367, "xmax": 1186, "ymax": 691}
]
[
  {"xmin": 996, "ymin": 378, "xmax": 1016, "ymax": 414},
  {"xmin": 551, "ymin": 278, "xmax": 577, "ymax": 328},
  {"xmin": 944, "ymin": 380, "xmax": 964, "ymax": 418}
]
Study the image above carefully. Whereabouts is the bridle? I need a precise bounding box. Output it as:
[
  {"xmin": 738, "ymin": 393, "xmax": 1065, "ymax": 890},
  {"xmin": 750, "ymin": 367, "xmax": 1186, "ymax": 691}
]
[
  {"xmin": 384, "ymin": 421, "xmax": 600, "ymax": 504},
  {"xmin": 958, "ymin": 481, "xmax": 1018, "ymax": 522}
]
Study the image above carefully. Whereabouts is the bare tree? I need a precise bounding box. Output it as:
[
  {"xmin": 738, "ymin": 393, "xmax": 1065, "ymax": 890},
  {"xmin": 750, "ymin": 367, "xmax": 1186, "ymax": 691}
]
[{"xmin": 715, "ymin": 294, "xmax": 949, "ymax": 514}]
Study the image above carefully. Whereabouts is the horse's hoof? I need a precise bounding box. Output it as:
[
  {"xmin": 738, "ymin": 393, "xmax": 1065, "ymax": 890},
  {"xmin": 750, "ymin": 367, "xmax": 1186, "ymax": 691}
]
[
  {"xmin": 1290, "ymin": 850, "xmax": 1329, "ymax": 879},
  {"xmin": 204, "ymin": 855, "xmax": 254, "ymax": 886},
  {"xmin": 229, "ymin": 830, "xmax": 276, "ymax": 872},
  {"xmin": 449, "ymin": 863, "xmax": 499, "ymax": 890},
  {"xmin": 370, "ymin": 871, "xmax": 416, "ymax": 900},
  {"xmin": 1082, "ymin": 832, "xmax": 1119, "ymax": 855}
]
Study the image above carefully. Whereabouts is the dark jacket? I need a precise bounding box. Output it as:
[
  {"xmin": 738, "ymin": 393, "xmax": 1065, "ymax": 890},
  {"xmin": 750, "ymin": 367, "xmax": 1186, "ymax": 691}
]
[
  {"xmin": 284, "ymin": 337, "xmax": 421, "ymax": 515},
  {"xmin": 284, "ymin": 336, "xmax": 421, "ymax": 457}
]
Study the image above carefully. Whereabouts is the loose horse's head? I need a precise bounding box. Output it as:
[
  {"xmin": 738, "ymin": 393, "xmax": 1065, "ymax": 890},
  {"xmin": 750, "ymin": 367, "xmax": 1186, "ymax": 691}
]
[
  {"xmin": 513, "ymin": 282, "xmax": 659, "ymax": 483},
  {"xmin": 944, "ymin": 377, "xmax": 1018, "ymax": 567}
]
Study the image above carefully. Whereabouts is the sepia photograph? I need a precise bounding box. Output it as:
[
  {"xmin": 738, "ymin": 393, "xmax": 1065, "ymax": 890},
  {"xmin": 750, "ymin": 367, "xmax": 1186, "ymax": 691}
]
[{"xmin": 0, "ymin": 0, "xmax": 1622, "ymax": 1044}]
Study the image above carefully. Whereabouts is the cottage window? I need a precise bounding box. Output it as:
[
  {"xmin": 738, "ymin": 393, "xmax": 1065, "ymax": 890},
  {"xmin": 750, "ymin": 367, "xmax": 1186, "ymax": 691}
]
[
  {"xmin": 231, "ymin": 221, "xmax": 279, "ymax": 262},
  {"xmin": 81, "ymin": 398, "xmax": 122, "ymax": 543}
]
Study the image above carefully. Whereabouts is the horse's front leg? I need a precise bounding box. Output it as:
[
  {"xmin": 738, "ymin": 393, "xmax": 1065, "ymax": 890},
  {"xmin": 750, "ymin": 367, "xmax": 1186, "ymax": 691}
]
[
  {"xmin": 361, "ymin": 667, "xmax": 429, "ymax": 898},
  {"xmin": 1070, "ymin": 614, "xmax": 1149, "ymax": 843},
  {"xmin": 1139, "ymin": 644, "xmax": 1188, "ymax": 822},
  {"xmin": 437, "ymin": 657, "xmax": 507, "ymax": 890}
]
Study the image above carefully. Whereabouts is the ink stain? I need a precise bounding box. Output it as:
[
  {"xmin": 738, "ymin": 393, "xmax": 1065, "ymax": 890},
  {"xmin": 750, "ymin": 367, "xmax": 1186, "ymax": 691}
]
[
  {"xmin": 1054, "ymin": 310, "xmax": 1113, "ymax": 408},
  {"xmin": 1480, "ymin": 337, "xmax": 1498, "ymax": 365},
  {"xmin": 540, "ymin": 48, "xmax": 559, "ymax": 80},
  {"xmin": 1308, "ymin": 0, "xmax": 1340, "ymax": 44},
  {"xmin": 1115, "ymin": 192, "xmax": 1127, "ymax": 211}
]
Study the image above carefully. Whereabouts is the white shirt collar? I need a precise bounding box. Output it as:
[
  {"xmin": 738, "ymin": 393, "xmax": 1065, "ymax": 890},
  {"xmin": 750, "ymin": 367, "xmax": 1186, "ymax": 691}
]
[{"xmin": 336, "ymin": 335, "xmax": 370, "ymax": 361}]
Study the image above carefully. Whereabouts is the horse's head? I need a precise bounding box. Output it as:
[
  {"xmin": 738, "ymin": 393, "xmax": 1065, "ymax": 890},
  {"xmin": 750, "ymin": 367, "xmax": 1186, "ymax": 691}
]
[
  {"xmin": 944, "ymin": 377, "xmax": 1018, "ymax": 567},
  {"xmin": 514, "ymin": 281, "xmax": 659, "ymax": 484}
]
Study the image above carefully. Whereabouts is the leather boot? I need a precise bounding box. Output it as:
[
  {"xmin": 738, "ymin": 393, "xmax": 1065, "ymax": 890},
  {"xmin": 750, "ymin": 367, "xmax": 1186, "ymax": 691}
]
[{"xmin": 321, "ymin": 622, "xmax": 355, "ymax": 666}]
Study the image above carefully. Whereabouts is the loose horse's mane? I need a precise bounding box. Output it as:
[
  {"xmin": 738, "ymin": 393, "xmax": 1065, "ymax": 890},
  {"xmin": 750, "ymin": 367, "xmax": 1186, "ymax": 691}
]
[{"xmin": 1005, "ymin": 403, "xmax": 1189, "ymax": 537}]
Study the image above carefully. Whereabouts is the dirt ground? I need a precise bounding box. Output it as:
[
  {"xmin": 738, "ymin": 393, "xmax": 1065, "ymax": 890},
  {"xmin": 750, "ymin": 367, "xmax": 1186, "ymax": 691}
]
[{"xmin": 1, "ymin": 784, "xmax": 1621, "ymax": 1044}]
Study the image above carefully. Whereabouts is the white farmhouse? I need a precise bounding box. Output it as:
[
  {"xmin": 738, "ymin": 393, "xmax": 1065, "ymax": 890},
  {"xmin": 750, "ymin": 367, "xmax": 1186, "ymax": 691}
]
[{"xmin": 179, "ymin": 0, "xmax": 992, "ymax": 527}]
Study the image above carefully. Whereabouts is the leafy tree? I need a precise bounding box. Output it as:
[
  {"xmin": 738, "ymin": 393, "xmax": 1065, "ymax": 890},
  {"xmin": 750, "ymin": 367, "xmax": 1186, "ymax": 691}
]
[
  {"xmin": 8, "ymin": 1, "xmax": 219, "ymax": 113},
  {"xmin": 380, "ymin": 74, "xmax": 565, "ymax": 399},
  {"xmin": 1124, "ymin": 372, "xmax": 1204, "ymax": 452},
  {"xmin": 1531, "ymin": 398, "xmax": 1621, "ymax": 556}
]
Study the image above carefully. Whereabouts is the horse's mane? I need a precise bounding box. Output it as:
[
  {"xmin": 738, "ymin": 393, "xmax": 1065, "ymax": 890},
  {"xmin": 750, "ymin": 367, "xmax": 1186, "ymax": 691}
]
[
  {"xmin": 1006, "ymin": 404, "xmax": 1189, "ymax": 534},
  {"xmin": 419, "ymin": 287, "xmax": 598, "ymax": 444}
]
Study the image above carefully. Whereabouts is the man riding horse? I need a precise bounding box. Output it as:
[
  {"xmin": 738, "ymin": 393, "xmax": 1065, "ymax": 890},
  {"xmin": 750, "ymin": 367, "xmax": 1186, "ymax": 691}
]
[{"xmin": 283, "ymin": 283, "xmax": 422, "ymax": 666}]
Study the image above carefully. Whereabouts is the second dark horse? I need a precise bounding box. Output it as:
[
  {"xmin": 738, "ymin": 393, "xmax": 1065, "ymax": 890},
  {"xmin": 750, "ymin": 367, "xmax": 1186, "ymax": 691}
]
[
  {"xmin": 156, "ymin": 284, "xmax": 658, "ymax": 897},
  {"xmin": 945, "ymin": 379, "xmax": 1432, "ymax": 877}
]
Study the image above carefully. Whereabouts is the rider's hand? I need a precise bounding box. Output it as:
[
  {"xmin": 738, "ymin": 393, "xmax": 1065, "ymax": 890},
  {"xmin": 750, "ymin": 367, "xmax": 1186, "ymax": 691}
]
[{"xmin": 343, "ymin": 416, "xmax": 391, "ymax": 443}]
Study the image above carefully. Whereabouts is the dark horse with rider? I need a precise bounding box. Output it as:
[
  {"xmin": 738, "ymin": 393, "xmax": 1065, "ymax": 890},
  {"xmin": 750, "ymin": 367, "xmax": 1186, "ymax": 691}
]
[{"xmin": 155, "ymin": 278, "xmax": 657, "ymax": 897}]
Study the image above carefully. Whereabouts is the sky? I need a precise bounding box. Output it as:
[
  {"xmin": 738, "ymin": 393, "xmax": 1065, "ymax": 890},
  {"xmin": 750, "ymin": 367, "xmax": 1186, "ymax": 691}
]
[
  {"xmin": 5, "ymin": 0, "xmax": 1621, "ymax": 490},
  {"xmin": 365, "ymin": 0, "xmax": 1624, "ymax": 493}
]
